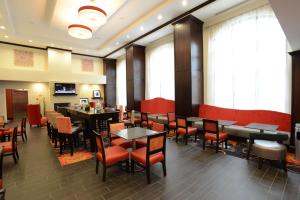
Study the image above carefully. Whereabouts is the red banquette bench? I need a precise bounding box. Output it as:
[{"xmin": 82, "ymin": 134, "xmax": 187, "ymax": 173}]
[
  {"xmin": 141, "ymin": 97, "xmax": 175, "ymax": 114},
  {"xmin": 198, "ymin": 104, "xmax": 291, "ymax": 140}
]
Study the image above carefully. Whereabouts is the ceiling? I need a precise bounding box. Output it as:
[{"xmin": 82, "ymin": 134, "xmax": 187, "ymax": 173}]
[{"xmin": 0, "ymin": 0, "xmax": 251, "ymax": 58}]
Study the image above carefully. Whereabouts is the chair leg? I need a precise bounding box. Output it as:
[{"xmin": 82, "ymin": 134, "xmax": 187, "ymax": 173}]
[
  {"xmin": 282, "ymin": 159, "xmax": 287, "ymax": 172},
  {"xmin": 202, "ymin": 138, "xmax": 206, "ymax": 150},
  {"xmin": 69, "ymin": 136, "xmax": 74, "ymax": 156},
  {"xmin": 16, "ymin": 148, "xmax": 19, "ymax": 159},
  {"xmin": 162, "ymin": 160, "xmax": 166, "ymax": 176},
  {"xmin": 96, "ymin": 159, "xmax": 99, "ymax": 174},
  {"xmin": 21, "ymin": 134, "xmax": 25, "ymax": 142},
  {"xmin": 185, "ymin": 135, "xmax": 188, "ymax": 145},
  {"xmin": 102, "ymin": 166, "xmax": 106, "ymax": 182},
  {"xmin": 216, "ymin": 141, "xmax": 219, "ymax": 153},
  {"xmin": 175, "ymin": 132, "xmax": 179, "ymax": 143},
  {"xmin": 24, "ymin": 131, "xmax": 27, "ymax": 141},
  {"xmin": 13, "ymin": 153, "xmax": 17, "ymax": 164},
  {"xmin": 258, "ymin": 158, "xmax": 263, "ymax": 169},
  {"xmin": 131, "ymin": 159, "xmax": 135, "ymax": 173},
  {"xmin": 126, "ymin": 159, "xmax": 129, "ymax": 172},
  {"xmin": 59, "ymin": 135, "xmax": 64, "ymax": 155},
  {"xmin": 225, "ymin": 140, "xmax": 228, "ymax": 149},
  {"xmin": 146, "ymin": 165, "xmax": 151, "ymax": 184}
]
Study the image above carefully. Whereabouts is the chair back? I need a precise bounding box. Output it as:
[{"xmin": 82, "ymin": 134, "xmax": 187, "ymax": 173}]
[
  {"xmin": 167, "ymin": 112, "xmax": 176, "ymax": 122},
  {"xmin": 119, "ymin": 105, "xmax": 124, "ymax": 121},
  {"xmin": 203, "ymin": 119, "xmax": 219, "ymax": 136},
  {"xmin": 141, "ymin": 112, "xmax": 148, "ymax": 122},
  {"xmin": 0, "ymin": 146, "xmax": 3, "ymax": 181},
  {"xmin": 51, "ymin": 113, "xmax": 63, "ymax": 129},
  {"xmin": 94, "ymin": 131, "xmax": 106, "ymax": 164},
  {"xmin": 11, "ymin": 127, "xmax": 18, "ymax": 153},
  {"xmin": 20, "ymin": 118, "xmax": 26, "ymax": 133},
  {"xmin": 56, "ymin": 117, "xmax": 72, "ymax": 134},
  {"xmin": 146, "ymin": 132, "xmax": 167, "ymax": 162},
  {"xmin": 152, "ymin": 122, "xmax": 164, "ymax": 132},
  {"xmin": 176, "ymin": 117, "xmax": 187, "ymax": 128}
]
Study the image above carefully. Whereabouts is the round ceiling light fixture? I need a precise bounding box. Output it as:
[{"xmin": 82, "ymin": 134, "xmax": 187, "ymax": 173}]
[
  {"xmin": 68, "ymin": 24, "xmax": 92, "ymax": 39},
  {"xmin": 78, "ymin": 6, "xmax": 107, "ymax": 27}
]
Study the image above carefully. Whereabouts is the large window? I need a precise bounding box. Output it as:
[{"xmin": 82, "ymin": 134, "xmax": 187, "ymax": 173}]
[
  {"xmin": 145, "ymin": 37, "xmax": 175, "ymax": 100},
  {"xmin": 205, "ymin": 5, "xmax": 291, "ymax": 113},
  {"xmin": 116, "ymin": 57, "xmax": 127, "ymax": 107}
]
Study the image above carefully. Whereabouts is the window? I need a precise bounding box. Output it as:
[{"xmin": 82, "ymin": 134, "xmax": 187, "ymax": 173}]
[
  {"xmin": 116, "ymin": 57, "xmax": 127, "ymax": 107},
  {"xmin": 205, "ymin": 5, "xmax": 291, "ymax": 113},
  {"xmin": 145, "ymin": 37, "xmax": 175, "ymax": 100}
]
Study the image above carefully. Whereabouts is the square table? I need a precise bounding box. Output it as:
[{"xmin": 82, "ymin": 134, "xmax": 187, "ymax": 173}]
[
  {"xmin": 112, "ymin": 127, "xmax": 159, "ymax": 141},
  {"xmin": 245, "ymin": 123, "xmax": 279, "ymax": 133},
  {"xmin": 187, "ymin": 117, "xmax": 203, "ymax": 123},
  {"xmin": 148, "ymin": 114, "xmax": 167, "ymax": 123}
]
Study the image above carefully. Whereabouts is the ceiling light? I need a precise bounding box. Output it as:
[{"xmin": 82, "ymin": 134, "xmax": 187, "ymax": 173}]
[
  {"xmin": 0, "ymin": 26, "xmax": 5, "ymax": 30},
  {"xmin": 78, "ymin": 6, "xmax": 107, "ymax": 27},
  {"xmin": 182, "ymin": 0, "xmax": 187, "ymax": 6},
  {"xmin": 140, "ymin": 26, "xmax": 144, "ymax": 31},
  {"xmin": 107, "ymin": 47, "xmax": 111, "ymax": 51},
  {"xmin": 29, "ymin": 40, "xmax": 33, "ymax": 43},
  {"xmin": 4, "ymin": 35, "xmax": 8, "ymax": 38},
  {"xmin": 115, "ymin": 41, "xmax": 119, "ymax": 45},
  {"xmin": 126, "ymin": 35, "xmax": 130, "ymax": 39},
  {"xmin": 85, "ymin": 49, "xmax": 89, "ymax": 52},
  {"xmin": 157, "ymin": 14, "xmax": 163, "ymax": 20},
  {"xmin": 68, "ymin": 24, "xmax": 92, "ymax": 39}
]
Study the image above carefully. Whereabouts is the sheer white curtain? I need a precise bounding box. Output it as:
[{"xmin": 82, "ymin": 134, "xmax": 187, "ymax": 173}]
[
  {"xmin": 145, "ymin": 40, "xmax": 175, "ymax": 100},
  {"xmin": 116, "ymin": 57, "xmax": 127, "ymax": 107},
  {"xmin": 206, "ymin": 5, "xmax": 291, "ymax": 113}
]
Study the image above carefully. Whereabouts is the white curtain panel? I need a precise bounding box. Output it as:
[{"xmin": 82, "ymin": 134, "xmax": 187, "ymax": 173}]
[
  {"xmin": 145, "ymin": 41, "xmax": 175, "ymax": 100},
  {"xmin": 206, "ymin": 5, "xmax": 291, "ymax": 113},
  {"xmin": 116, "ymin": 58, "xmax": 127, "ymax": 107}
]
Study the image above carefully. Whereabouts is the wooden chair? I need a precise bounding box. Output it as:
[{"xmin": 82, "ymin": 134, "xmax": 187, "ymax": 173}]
[
  {"xmin": 94, "ymin": 131, "xmax": 129, "ymax": 182},
  {"xmin": 141, "ymin": 112, "xmax": 153, "ymax": 129},
  {"xmin": 175, "ymin": 117, "xmax": 198, "ymax": 145},
  {"xmin": 136, "ymin": 122, "xmax": 165, "ymax": 148},
  {"xmin": 167, "ymin": 112, "xmax": 176, "ymax": 136},
  {"xmin": 202, "ymin": 119, "xmax": 228, "ymax": 153},
  {"xmin": 131, "ymin": 131, "xmax": 167, "ymax": 184},
  {"xmin": 0, "ymin": 146, "xmax": 5, "ymax": 200},
  {"xmin": 109, "ymin": 122, "xmax": 132, "ymax": 149},
  {"xmin": 1, "ymin": 127, "xmax": 19, "ymax": 163},
  {"xmin": 17, "ymin": 117, "xmax": 27, "ymax": 142}
]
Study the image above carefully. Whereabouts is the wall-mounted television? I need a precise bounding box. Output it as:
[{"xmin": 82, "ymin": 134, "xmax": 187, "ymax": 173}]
[{"xmin": 54, "ymin": 83, "xmax": 77, "ymax": 96}]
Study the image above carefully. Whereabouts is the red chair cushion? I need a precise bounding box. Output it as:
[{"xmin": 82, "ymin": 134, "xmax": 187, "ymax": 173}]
[
  {"xmin": 168, "ymin": 122, "xmax": 176, "ymax": 129},
  {"xmin": 97, "ymin": 146, "xmax": 129, "ymax": 166},
  {"xmin": 131, "ymin": 147, "xmax": 164, "ymax": 166},
  {"xmin": 136, "ymin": 138, "xmax": 147, "ymax": 147},
  {"xmin": 177, "ymin": 127, "xmax": 197, "ymax": 135},
  {"xmin": 3, "ymin": 128, "xmax": 13, "ymax": 135},
  {"xmin": 111, "ymin": 138, "xmax": 132, "ymax": 149},
  {"xmin": 141, "ymin": 121, "xmax": 153, "ymax": 127},
  {"xmin": 1, "ymin": 141, "xmax": 12, "ymax": 153},
  {"xmin": 205, "ymin": 132, "xmax": 228, "ymax": 141},
  {"xmin": 134, "ymin": 118, "xmax": 141, "ymax": 124}
]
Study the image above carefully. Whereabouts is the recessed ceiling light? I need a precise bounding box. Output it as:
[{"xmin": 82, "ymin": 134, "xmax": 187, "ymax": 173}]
[
  {"xmin": 107, "ymin": 47, "xmax": 111, "ymax": 51},
  {"xmin": 126, "ymin": 35, "xmax": 130, "ymax": 39},
  {"xmin": 0, "ymin": 26, "xmax": 5, "ymax": 30},
  {"xmin": 115, "ymin": 41, "xmax": 119, "ymax": 45},
  {"xmin": 4, "ymin": 35, "xmax": 8, "ymax": 38},
  {"xmin": 29, "ymin": 40, "xmax": 33, "ymax": 43},
  {"xmin": 182, "ymin": 0, "xmax": 187, "ymax": 6},
  {"xmin": 140, "ymin": 26, "xmax": 144, "ymax": 31},
  {"xmin": 157, "ymin": 14, "xmax": 163, "ymax": 20},
  {"xmin": 85, "ymin": 49, "xmax": 89, "ymax": 52}
]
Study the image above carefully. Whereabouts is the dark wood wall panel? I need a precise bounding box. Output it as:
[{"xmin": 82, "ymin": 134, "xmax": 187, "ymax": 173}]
[
  {"xmin": 126, "ymin": 45, "xmax": 145, "ymax": 111},
  {"xmin": 290, "ymin": 50, "xmax": 300, "ymax": 146},
  {"xmin": 103, "ymin": 59, "xmax": 116, "ymax": 107},
  {"xmin": 173, "ymin": 15, "xmax": 204, "ymax": 116}
]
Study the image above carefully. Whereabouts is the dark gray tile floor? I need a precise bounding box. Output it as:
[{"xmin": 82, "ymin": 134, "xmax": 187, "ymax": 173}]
[{"xmin": 3, "ymin": 125, "xmax": 300, "ymax": 200}]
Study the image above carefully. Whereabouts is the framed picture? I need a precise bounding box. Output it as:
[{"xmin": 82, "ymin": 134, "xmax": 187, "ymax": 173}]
[
  {"xmin": 93, "ymin": 90, "xmax": 101, "ymax": 98},
  {"xmin": 79, "ymin": 98, "xmax": 89, "ymax": 104}
]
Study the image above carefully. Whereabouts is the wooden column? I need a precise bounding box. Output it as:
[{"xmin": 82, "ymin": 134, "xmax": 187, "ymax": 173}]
[
  {"xmin": 290, "ymin": 50, "xmax": 300, "ymax": 146},
  {"xmin": 103, "ymin": 59, "xmax": 116, "ymax": 107},
  {"xmin": 126, "ymin": 45, "xmax": 145, "ymax": 111},
  {"xmin": 173, "ymin": 15, "xmax": 204, "ymax": 116}
]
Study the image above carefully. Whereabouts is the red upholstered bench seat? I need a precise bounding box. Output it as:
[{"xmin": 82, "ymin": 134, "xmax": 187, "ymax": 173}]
[{"xmin": 141, "ymin": 97, "xmax": 175, "ymax": 115}]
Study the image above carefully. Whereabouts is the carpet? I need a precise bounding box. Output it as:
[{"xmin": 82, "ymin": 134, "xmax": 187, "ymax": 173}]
[{"xmin": 57, "ymin": 150, "xmax": 93, "ymax": 167}]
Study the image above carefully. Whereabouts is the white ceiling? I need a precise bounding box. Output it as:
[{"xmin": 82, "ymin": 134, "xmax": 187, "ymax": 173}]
[
  {"xmin": 269, "ymin": 0, "xmax": 300, "ymax": 51},
  {"xmin": 0, "ymin": 0, "xmax": 251, "ymax": 58}
]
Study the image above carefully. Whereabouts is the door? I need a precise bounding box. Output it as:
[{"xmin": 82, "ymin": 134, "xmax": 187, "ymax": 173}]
[{"xmin": 12, "ymin": 90, "xmax": 28, "ymax": 120}]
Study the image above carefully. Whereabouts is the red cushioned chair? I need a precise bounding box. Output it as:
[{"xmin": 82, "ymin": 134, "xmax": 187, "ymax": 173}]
[
  {"xmin": 203, "ymin": 119, "xmax": 228, "ymax": 153},
  {"xmin": 176, "ymin": 117, "xmax": 198, "ymax": 145},
  {"xmin": 131, "ymin": 131, "xmax": 167, "ymax": 184},
  {"xmin": 94, "ymin": 131, "xmax": 129, "ymax": 182},
  {"xmin": 141, "ymin": 112, "xmax": 153, "ymax": 129},
  {"xmin": 136, "ymin": 122, "xmax": 165, "ymax": 148},
  {"xmin": 109, "ymin": 122, "xmax": 132, "ymax": 149},
  {"xmin": 167, "ymin": 112, "xmax": 176, "ymax": 136},
  {"xmin": 17, "ymin": 117, "xmax": 27, "ymax": 142},
  {"xmin": 0, "ymin": 146, "xmax": 5, "ymax": 200},
  {"xmin": 1, "ymin": 127, "xmax": 19, "ymax": 164},
  {"xmin": 27, "ymin": 104, "xmax": 42, "ymax": 127}
]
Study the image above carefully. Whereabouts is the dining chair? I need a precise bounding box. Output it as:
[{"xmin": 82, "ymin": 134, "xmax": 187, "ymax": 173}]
[
  {"xmin": 1, "ymin": 127, "xmax": 19, "ymax": 164},
  {"xmin": 56, "ymin": 117, "xmax": 81, "ymax": 156},
  {"xmin": 167, "ymin": 112, "xmax": 176, "ymax": 136},
  {"xmin": 17, "ymin": 117, "xmax": 27, "ymax": 142},
  {"xmin": 0, "ymin": 146, "xmax": 5, "ymax": 200},
  {"xmin": 141, "ymin": 112, "xmax": 153, "ymax": 129},
  {"xmin": 175, "ymin": 116, "xmax": 198, "ymax": 145},
  {"xmin": 109, "ymin": 122, "xmax": 132, "ymax": 149},
  {"xmin": 247, "ymin": 132, "xmax": 288, "ymax": 171},
  {"xmin": 136, "ymin": 122, "xmax": 165, "ymax": 148},
  {"xmin": 202, "ymin": 119, "xmax": 228, "ymax": 153},
  {"xmin": 131, "ymin": 131, "xmax": 167, "ymax": 184},
  {"xmin": 94, "ymin": 131, "xmax": 129, "ymax": 182},
  {"xmin": 49, "ymin": 112, "xmax": 63, "ymax": 147}
]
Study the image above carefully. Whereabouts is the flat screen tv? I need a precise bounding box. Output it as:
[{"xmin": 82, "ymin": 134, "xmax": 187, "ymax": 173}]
[{"xmin": 54, "ymin": 83, "xmax": 76, "ymax": 95}]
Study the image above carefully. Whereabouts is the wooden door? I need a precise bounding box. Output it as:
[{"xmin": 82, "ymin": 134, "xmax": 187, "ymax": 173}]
[
  {"xmin": 5, "ymin": 89, "xmax": 13, "ymax": 120},
  {"xmin": 12, "ymin": 90, "xmax": 28, "ymax": 119}
]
